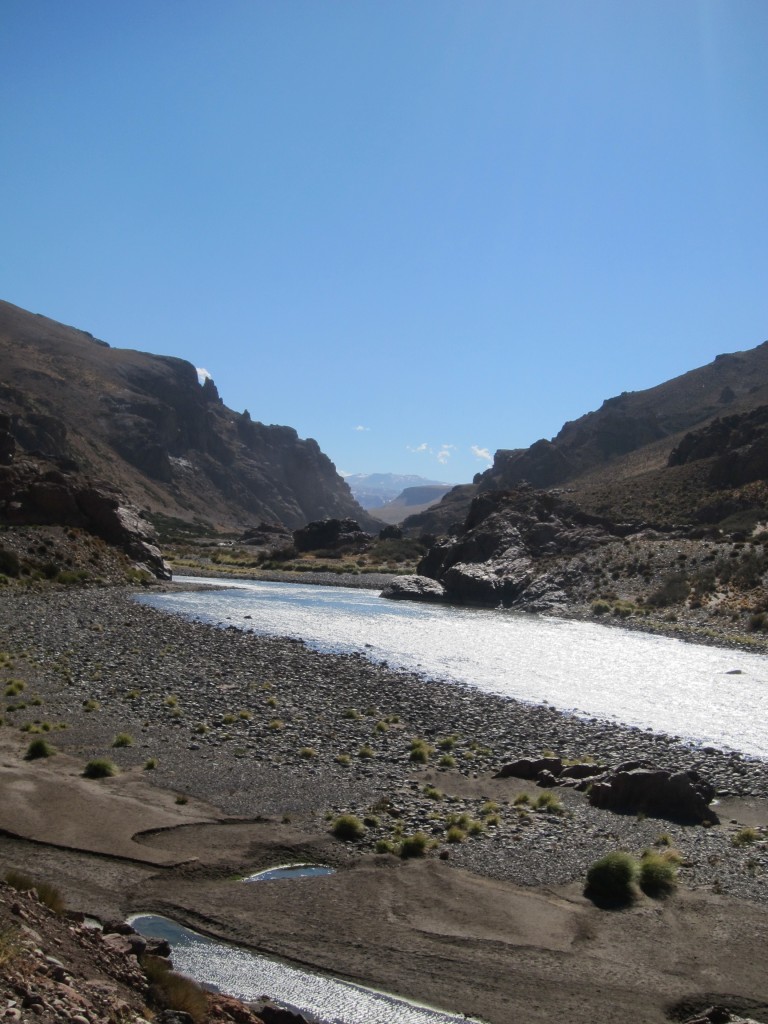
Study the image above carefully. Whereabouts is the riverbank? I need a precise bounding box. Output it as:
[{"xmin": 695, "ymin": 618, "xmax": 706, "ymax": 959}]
[{"xmin": 1, "ymin": 584, "xmax": 768, "ymax": 1023}]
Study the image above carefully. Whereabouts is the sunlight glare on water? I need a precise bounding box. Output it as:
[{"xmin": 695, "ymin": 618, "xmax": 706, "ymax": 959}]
[
  {"xmin": 138, "ymin": 578, "xmax": 768, "ymax": 758},
  {"xmin": 129, "ymin": 914, "xmax": 485, "ymax": 1024}
]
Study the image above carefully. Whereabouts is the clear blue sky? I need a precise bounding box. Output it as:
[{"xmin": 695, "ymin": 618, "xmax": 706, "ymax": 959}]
[{"xmin": 2, "ymin": 1, "xmax": 767, "ymax": 484}]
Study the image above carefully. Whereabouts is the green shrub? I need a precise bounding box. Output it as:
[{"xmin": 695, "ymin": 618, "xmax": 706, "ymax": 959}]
[
  {"xmin": 299, "ymin": 746, "xmax": 318, "ymax": 759},
  {"xmin": 647, "ymin": 572, "xmax": 689, "ymax": 608},
  {"xmin": 24, "ymin": 738, "xmax": 55, "ymax": 760},
  {"xmin": 400, "ymin": 833, "xmax": 429, "ymax": 859},
  {"xmin": 375, "ymin": 839, "xmax": 395, "ymax": 854},
  {"xmin": 82, "ymin": 758, "xmax": 118, "ymax": 779},
  {"xmin": 143, "ymin": 757, "xmax": 158, "ymax": 770},
  {"xmin": 357, "ymin": 744, "xmax": 375, "ymax": 758},
  {"xmin": 331, "ymin": 814, "xmax": 365, "ymax": 841},
  {"xmin": 585, "ymin": 852, "xmax": 638, "ymax": 905},
  {"xmin": 591, "ymin": 599, "xmax": 611, "ymax": 615},
  {"xmin": 446, "ymin": 825, "xmax": 466, "ymax": 843},
  {"xmin": 112, "ymin": 732, "xmax": 133, "ymax": 747},
  {"xmin": 438, "ymin": 754, "xmax": 456, "ymax": 768},
  {"xmin": 639, "ymin": 850, "xmax": 678, "ymax": 897}
]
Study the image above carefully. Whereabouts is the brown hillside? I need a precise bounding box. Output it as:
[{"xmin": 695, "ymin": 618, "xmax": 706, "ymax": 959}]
[{"xmin": 0, "ymin": 300, "xmax": 377, "ymax": 533}]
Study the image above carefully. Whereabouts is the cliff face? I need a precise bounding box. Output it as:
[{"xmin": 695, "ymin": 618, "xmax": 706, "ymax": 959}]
[{"xmin": 0, "ymin": 300, "xmax": 377, "ymax": 532}]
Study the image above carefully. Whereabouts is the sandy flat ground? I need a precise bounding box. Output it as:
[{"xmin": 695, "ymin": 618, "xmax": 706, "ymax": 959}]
[{"xmin": 2, "ymin": 735, "xmax": 768, "ymax": 1024}]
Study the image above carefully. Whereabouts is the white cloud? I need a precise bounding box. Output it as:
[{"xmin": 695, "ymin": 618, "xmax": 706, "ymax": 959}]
[
  {"xmin": 407, "ymin": 442, "xmax": 432, "ymax": 454},
  {"xmin": 196, "ymin": 367, "xmax": 212, "ymax": 384},
  {"xmin": 471, "ymin": 445, "xmax": 493, "ymax": 463},
  {"xmin": 437, "ymin": 445, "xmax": 453, "ymax": 465},
  {"xmin": 353, "ymin": 425, "xmax": 370, "ymax": 432}
]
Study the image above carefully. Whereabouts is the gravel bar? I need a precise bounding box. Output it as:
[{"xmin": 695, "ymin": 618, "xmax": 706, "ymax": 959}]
[{"xmin": 1, "ymin": 584, "xmax": 767, "ymax": 904}]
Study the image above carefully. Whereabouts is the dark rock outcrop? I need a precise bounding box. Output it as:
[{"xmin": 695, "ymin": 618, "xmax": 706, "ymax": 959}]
[
  {"xmin": 587, "ymin": 766, "xmax": 718, "ymax": 824},
  {"xmin": 410, "ymin": 487, "xmax": 621, "ymax": 609},
  {"xmin": 0, "ymin": 447, "xmax": 171, "ymax": 578},
  {"xmin": 669, "ymin": 404, "xmax": 768, "ymax": 488},
  {"xmin": 293, "ymin": 518, "xmax": 371, "ymax": 553}
]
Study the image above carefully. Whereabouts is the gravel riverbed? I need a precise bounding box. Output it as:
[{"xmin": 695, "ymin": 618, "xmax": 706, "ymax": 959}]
[{"xmin": 1, "ymin": 583, "xmax": 767, "ymax": 905}]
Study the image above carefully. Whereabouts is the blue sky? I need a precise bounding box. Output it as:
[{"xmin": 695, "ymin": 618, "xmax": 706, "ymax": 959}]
[{"xmin": 2, "ymin": 1, "xmax": 767, "ymax": 484}]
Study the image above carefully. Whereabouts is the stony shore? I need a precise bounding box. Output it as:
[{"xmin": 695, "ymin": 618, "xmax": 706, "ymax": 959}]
[{"xmin": 1, "ymin": 581, "xmax": 768, "ymax": 1024}]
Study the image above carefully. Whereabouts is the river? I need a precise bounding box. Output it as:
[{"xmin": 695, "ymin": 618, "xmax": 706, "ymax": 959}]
[{"xmin": 137, "ymin": 576, "xmax": 768, "ymax": 758}]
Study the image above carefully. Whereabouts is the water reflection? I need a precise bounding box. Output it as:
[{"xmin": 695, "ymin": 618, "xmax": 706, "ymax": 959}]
[{"xmin": 129, "ymin": 913, "xmax": 486, "ymax": 1024}]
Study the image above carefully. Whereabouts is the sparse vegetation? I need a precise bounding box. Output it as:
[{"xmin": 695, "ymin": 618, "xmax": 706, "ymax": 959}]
[
  {"xmin": 732, "ymin": 826, "xmax": 759, "ymax": 846},
  {"xmin": 112, "ymin": 732, "xmax": 133, "ymax": 747}
]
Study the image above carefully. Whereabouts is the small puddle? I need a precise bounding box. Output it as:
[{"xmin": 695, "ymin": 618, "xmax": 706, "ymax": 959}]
[
  {"xmin": 242, "ymin": 863, "xmax": 335, "ymax": 882},
  {"xmin": 129, "ymin": 913, "xmax": 487, "ymax": 1024}
]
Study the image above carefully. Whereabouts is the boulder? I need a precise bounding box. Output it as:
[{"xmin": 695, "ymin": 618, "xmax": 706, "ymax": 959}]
[
  {"xmin": 380, "ymin": 575, "xmax": 446, "ymax": 603},
  {"xmin": 588, "ymin": 767, "xmax": 718, "ymax": 824}
]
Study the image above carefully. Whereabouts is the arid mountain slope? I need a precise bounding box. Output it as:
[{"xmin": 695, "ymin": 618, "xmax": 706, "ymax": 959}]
[
  {"xmin": 0, "ymin": 300, "xmax": 376, "ymax": 532},
  {"xmin": 407, "ymin": 337, "xmax": 768, "ymax": 535}
]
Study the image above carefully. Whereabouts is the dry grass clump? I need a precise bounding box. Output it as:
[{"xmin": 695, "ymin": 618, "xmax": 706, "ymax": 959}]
[
  {"xmin": 0, "ymin": 926, "xmax": 22, "ymax": 968},
  {"xmin": 141, "ymin": 953, "xmax": 209, "ymax": 1023},
  {"xmin": 5, "ymin": 870, "xmax": 66, "ymax": 914}
]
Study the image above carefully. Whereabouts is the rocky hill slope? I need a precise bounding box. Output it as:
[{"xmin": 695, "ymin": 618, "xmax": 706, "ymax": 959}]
[
  {"xmin": 0, "ymin": 300, "xmax": 376, "ymax": 535},
  {"xmin": 406, "ymin": 338, "xmax": 768, "ymax": 537}
]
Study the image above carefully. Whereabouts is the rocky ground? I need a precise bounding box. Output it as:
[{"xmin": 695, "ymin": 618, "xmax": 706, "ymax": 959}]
[{"xmin": 1, "ymin": 581, "xmax": 767, "ymax": 1023}]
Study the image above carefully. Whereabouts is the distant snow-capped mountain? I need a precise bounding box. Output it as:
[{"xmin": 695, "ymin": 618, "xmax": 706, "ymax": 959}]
[{"xmin": 345, "ymin": 473, "xmax": 453, "ymax": 510}]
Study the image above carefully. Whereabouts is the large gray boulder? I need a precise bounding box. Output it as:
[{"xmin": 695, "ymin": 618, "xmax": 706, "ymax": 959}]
[{"xmin": 380, "ymin": 575, "xmax": 446, "ymax": 603}]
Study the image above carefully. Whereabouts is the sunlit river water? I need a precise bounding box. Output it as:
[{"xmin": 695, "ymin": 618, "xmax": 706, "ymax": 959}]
[{"xmin": 138, "ymin": 577, "xmax": 768, "ymax": 758}]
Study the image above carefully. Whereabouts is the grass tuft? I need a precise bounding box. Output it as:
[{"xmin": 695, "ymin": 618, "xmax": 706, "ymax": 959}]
[
  {"xmin": 585, "ymin": 852, "xmax": 638, "ymax": 906},
  {"xmin": 639, "ymin": 850, "xmax": 678, "ymax": 897},
  {"xmin": 24, "ymin": 737, "xmax": 55, "ymax": 760},
  {"xmin": 331, "ymin": 814, "xmax": 365, "ymax": 841},
  {"xmin": 82, "ymin": 757, "xmax": 118, "ymax": 779}
]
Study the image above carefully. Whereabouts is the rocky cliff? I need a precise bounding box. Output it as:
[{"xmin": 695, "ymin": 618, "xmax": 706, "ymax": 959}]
[{"xmin": 0, "ymin": 300, "xmax": 377, "ymax": 534}]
